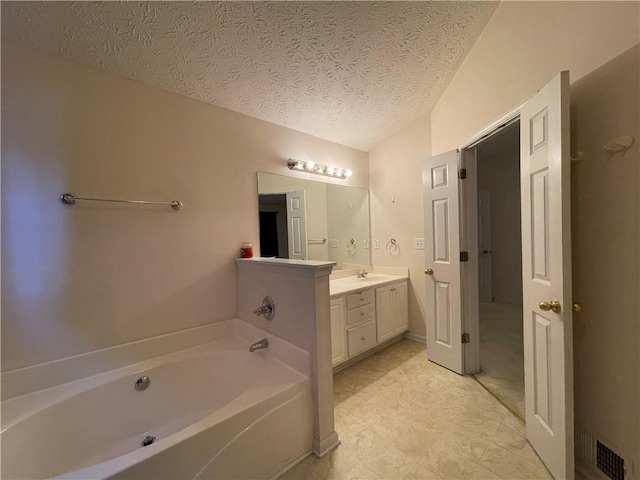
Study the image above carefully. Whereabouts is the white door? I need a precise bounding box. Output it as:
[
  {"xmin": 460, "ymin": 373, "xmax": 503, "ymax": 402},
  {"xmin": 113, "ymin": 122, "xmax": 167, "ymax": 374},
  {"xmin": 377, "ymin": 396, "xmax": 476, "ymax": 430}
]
[
  {"xmin": 423, "ymin": 150, "xmax": 464, "ymax": 374},
  {"xmin": 521, "ymin": 71, "xmax": 573, "ymax": 479},
  {"xmin": 330, "ymin": 297, "xmax": 347, "ymax": 366},
  {"xmin": 392, "ymin": 282, "xmax": 408, "ymax": 335},
  {"xmin": 286, "ymin": 190, "xmax": 308, "ymax": 260},
  {"xmin": 478, "ymin": 190, "xmax": 493, "ymax": 302},
  {"xmin": 376, "ymin": 285, "xmax": 395, "ymax": 343}
]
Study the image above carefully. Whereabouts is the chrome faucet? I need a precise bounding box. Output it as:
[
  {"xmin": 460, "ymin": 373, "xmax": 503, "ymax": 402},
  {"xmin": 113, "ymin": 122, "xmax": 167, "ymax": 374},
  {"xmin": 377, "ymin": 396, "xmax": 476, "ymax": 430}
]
[
  {"xmin": 357, "ymin": 270, "xmax": 368, "ymax": 278},
  {"xmin": 253, "ymin": 296, "xmax": 275, "ymax": 320},
  {"xmin": 249, "ymin": 338, "xmax": 269, "ymax": 352}
]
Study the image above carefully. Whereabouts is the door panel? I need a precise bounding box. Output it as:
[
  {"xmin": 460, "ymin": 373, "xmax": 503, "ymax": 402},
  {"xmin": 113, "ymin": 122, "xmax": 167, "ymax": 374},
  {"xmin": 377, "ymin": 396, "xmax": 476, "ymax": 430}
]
[
  {"xmin": 521, "ymin": 71, "xmax": 573, "ymax": 479},
  {"xmin": 286, "ymin": 190, "xmax": 308, "ymax": 260},
  {"xmin": 423, "ymin": 150, "xmax": 463, "ymax": 374}
]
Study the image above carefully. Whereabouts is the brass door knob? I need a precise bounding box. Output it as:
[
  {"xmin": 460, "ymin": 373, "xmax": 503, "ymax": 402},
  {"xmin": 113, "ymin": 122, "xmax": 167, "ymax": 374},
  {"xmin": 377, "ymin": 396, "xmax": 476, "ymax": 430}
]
[
  {"xmin": 573, "ymin": 303, "xmax": 583, "ymax": 312},
  {"xmin": 539, "ymin": 299, "xmax": 561, "ymax": 313},
  {"xmin": 425, "ymin": 268, "xmax": 434, "ymax": 275}
]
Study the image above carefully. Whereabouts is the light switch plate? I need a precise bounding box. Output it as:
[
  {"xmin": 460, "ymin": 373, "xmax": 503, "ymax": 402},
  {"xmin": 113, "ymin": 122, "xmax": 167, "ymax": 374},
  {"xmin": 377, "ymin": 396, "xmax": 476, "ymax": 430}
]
[
  {"xmin": 414, "ymin": 238, "xmax": 425, "ymax": 250},
  {"xmin": 364, "ymin": 239, "xmax": 369, "ymax": 249},
  {"xmin": 373, "ymin": 239, "xmax": 380, "ymax": 249}
]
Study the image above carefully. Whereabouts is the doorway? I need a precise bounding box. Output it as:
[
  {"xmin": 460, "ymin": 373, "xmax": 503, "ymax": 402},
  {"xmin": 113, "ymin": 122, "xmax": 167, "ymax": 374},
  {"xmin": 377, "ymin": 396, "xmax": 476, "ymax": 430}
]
[{"xmin": 469, "ymin": 121, "xmax": 525, "ymax": 420}]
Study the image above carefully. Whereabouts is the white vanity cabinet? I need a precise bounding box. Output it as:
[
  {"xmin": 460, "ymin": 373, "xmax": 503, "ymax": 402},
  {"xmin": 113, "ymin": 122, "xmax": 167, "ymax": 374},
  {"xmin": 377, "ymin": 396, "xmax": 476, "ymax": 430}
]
[
  {"xmin": 376, "ymin": 281, "xmax": 408, "ymax": 343},
  {"xmin": 330, "ymin": 297, "xmax": 347, "ymax": 366},
  {"xmin": 345, "ymin": 290, "xmax": 376, "ymax": 358},
  {"xmin": 330, "ymin": 276, "xmax": 408, "ymax": 368}
]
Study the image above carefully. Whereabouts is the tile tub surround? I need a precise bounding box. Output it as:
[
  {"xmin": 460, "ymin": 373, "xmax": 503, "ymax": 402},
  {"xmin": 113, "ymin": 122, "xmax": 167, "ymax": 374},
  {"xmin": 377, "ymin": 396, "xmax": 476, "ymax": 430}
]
[{"xmin": 282, "ymin": 340, "xmax": 552, "ymax": 480}]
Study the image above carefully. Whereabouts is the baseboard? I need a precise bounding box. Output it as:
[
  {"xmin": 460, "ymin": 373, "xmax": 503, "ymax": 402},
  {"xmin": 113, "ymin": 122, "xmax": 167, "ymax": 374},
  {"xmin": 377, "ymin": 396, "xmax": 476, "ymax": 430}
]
[
  {"xmin": 576, "ymin": 457, "xmax": 608, "ymax": 480},
  {"xmin": 271, "ymin": 450, "xmax": 313, "ymax": 480},
  {"xmin": 332, "ymin": 335, "xmax": 405, "ymax": 373},
  {"xmin": 312, "ymin": 432, "xmax": 340, "ymax": 458},
  {"xmin": 404, "ymin": 332, "xmax": 426, "ymax": 344}
]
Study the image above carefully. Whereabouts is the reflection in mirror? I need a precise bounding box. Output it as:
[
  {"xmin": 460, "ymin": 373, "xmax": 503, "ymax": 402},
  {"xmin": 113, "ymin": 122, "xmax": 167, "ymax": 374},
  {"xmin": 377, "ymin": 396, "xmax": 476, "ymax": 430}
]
[{"xmin": 257, "ymin": 172, "xmax": 371, "ymax": 270}]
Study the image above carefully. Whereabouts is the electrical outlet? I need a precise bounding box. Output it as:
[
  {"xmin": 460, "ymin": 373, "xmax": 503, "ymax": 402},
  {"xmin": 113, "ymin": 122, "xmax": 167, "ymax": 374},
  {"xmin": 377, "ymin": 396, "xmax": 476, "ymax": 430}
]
[
  {"xmin": 414, "ymin": 238, "xmax": 425, "ymax": 250},
  {"xmin": 373, "ymin": 239, "xmax": 380, "ymax": 249}
]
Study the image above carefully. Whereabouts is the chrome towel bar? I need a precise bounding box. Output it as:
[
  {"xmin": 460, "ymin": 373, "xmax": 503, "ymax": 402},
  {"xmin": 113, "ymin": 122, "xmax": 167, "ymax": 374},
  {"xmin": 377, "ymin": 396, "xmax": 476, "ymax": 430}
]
[{"xmin": 60, "ymin": 193, "xmax": 182, "ymax": 210}]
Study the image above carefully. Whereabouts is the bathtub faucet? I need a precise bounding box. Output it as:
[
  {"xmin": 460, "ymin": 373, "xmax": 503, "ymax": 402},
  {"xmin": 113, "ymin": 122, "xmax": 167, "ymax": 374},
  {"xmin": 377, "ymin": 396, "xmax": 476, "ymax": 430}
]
[
  {"xmin": 253, "ymin": 296, "xmax": 275, "ymax": 320},
  {"xmin": 249, "ymin": 338, "xmax": 269, "ymax": 352}
]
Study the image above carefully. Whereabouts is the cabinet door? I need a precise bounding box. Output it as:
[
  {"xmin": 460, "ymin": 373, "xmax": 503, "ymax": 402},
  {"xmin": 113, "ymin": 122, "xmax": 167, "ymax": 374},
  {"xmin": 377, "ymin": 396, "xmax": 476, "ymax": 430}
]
[
  {"xmin": 330, "ymin": 297, "xmax": 347, "ymax": 366},
  {"xmin": 392, "ymin": 282, "xmax": 409, "ymax": 335},
  {"xmin": 376, "ymin": 285, "xmax": 395, "ymax": 343}
]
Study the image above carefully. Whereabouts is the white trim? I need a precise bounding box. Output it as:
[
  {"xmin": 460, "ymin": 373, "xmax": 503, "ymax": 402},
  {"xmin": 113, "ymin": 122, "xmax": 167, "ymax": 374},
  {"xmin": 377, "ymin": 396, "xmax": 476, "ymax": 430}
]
[
  {"xmin": 575, "ymin": 458, "xmax": 608, "ymax": 480},
  {"xmin": 403, "ymin": 332, "xmax": 426, "ymax": 344},
  {"xmin": 460, "ymin": 103, "xmax": 523, "ymax": 150},
  {"xmin": 312, "ymin": 432, "xmax": 340, "ymax": 458}
]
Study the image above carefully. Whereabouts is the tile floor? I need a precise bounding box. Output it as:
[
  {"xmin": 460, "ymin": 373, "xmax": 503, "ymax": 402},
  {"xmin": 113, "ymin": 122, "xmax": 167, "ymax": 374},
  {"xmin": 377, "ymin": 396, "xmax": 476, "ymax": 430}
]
[
  {"xmin": 475, "ymin": 302, "xmax": 525, "ymax": 420},
  {"xmin": 282, "ymin": 340, "xmax": 553, "ymax": 480}
]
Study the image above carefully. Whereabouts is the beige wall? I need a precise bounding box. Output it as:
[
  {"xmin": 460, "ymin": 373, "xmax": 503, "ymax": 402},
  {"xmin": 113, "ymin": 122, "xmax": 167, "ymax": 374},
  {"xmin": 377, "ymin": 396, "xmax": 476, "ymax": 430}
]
[
  {"xmin": 1, "ymin": 42, "xmax": 368, "ymax": 371},
  {"xmin": 372, "ymin": 1, "xmax": 639, "ymax": 470},
  {"xmin": 570, "ymin": 45, "xmax": 639, "ymax": 473},
  {"xmin": 431, "ymin": 1, "xmax": 640, "ymax": 155},
  {"xmin": 369, "ymin": 115, "xmax": 430, "ymax": 338}
]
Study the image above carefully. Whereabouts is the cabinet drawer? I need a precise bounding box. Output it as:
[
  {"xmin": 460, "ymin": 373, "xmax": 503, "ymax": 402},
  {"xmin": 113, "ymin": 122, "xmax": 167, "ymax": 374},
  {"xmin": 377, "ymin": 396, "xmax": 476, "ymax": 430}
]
[
  {"xmin": 347, "ymin": 321, "xmax": 377, "ymax": 358},
  {"xmin": 346, "ymin": 303, "xmax": 375, "ymax": 327},
  {"xmin": 346, "ymin": 289, "xmax": 373, "ymax": 310}
]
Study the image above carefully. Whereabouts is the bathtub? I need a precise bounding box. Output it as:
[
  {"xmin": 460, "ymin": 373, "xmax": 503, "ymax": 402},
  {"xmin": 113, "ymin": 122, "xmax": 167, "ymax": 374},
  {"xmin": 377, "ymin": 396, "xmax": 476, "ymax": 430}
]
[{"xmin": 1, "ymin": 327, "xmax": 313, "ymax": 479}]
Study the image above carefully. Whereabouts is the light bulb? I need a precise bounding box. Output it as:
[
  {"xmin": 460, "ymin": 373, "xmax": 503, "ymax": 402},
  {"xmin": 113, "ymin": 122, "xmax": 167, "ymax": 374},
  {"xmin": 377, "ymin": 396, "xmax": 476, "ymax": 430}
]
[
  {"xmin": 326, "ymin": 166, "xmax": 335, "ymax": 175},
  {"xmin": 306, "ymin": 161, "xmax": 315, "ymax": 171},
  {"xmin": 335, "ymin": 169, "xmax": 343, "ymax": 177},
  {"xmin": 345, "ymin": 169, "xmax": 353, "ymax": 178}
]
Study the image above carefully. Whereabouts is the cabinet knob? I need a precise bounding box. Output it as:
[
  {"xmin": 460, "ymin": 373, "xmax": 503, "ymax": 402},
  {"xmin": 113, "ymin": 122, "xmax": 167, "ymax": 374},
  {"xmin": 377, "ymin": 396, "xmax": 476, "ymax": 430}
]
[
  {"xmin": 361, "ymin": 337, "xmax": 366, "ymax": 341},
  {"xmin": 360, "ymin": 312, "xmax": 365, "ymax": 316}
]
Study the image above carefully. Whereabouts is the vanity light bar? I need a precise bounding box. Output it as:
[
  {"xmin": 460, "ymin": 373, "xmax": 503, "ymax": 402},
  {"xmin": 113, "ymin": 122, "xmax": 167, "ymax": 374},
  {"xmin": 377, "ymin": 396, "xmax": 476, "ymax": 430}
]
[{"xmin": 287, "ymin": 158, "xmax": 352, "ymax": 179}]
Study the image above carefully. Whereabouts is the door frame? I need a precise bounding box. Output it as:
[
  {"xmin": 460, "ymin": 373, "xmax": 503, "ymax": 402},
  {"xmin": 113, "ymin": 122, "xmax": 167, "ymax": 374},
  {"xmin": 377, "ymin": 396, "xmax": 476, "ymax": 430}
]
[{"xmin": 458, "ymin": 105, "xmax": 522, "ymax": 374}]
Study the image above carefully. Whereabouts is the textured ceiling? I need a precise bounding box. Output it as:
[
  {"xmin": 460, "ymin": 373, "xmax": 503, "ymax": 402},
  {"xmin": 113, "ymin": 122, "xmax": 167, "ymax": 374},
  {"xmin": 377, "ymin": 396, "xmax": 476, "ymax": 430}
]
[{"xmin": 2, "ymin": 1, "xmax": 498, "ymax": 151}]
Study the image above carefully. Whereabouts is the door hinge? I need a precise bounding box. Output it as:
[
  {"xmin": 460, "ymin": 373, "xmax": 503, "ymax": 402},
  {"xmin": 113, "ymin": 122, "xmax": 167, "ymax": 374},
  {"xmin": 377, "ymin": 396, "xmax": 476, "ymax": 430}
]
[
  {"xmin": 462, "ymin": 333, "xmax": 470, "ymax": 344},
  {"xmin": 458, "ymin": 168, "xmax": 467, "ymax": 179},
  {"xmin": 460, "ymin": 251, "xmax": 469, "ymax": 262}
]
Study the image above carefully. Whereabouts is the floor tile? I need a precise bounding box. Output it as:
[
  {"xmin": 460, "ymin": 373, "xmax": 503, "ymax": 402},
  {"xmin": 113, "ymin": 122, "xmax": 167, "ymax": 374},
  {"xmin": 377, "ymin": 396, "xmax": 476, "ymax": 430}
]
[{"xmin": 283, "ymin": 339, "xmax": 547, "ymax": 480}]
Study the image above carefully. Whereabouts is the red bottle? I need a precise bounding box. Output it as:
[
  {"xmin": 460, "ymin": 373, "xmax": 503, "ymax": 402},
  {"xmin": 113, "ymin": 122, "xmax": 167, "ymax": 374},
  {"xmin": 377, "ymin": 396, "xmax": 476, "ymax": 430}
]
[{"xmin": 240, "ymin": 242, "xmax": 253, "ymax": 258}]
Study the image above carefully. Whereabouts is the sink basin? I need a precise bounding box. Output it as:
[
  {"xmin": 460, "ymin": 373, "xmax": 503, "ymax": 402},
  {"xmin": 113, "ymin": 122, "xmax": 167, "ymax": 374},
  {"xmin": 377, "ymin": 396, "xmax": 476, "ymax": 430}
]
[{"xmin": 355, "ymin": 274, "xmax": 392, "ymax": 282}]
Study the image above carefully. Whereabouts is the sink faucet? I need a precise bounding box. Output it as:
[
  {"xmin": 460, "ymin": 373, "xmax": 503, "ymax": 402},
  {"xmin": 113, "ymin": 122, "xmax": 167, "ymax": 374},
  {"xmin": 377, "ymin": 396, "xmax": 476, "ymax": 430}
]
[
  {"xmin": 249, "ymin": 338, "xmax": 269, "ymax": 352},
  {"xmin": 357, "ymin": 270, "xmax": 368, "ymax": 278}
]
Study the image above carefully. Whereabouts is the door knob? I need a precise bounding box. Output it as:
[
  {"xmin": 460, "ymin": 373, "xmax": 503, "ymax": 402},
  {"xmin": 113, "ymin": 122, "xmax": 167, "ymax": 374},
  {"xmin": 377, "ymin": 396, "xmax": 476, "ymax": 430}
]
[
  {"xmin": 573, "ymin": 303, "xmax": 583, "ymax": 312},
  {"xmin": 539, "ymin": 299, "xmax": 561, "ymax": 313},
  {"xmin": 424, "ymin": 268, "xmax": 434, "ymax": 275}
]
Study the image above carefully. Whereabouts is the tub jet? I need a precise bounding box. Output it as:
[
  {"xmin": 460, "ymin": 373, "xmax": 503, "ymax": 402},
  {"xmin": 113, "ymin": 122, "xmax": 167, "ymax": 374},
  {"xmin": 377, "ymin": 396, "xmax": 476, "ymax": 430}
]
[
  {"xmin": 141, "ymin": 435, "xmax": 156, "ymax": 447},
  {"xmin": 135, "ymin": 376, "xmax": 150, "ymax": 391}
]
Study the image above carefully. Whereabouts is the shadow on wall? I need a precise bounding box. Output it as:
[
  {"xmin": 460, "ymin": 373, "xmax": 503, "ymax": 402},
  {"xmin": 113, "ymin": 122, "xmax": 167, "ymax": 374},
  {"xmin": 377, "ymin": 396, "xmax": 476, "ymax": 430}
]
[{"xmin": 570, "ymin": 43, "xmax": 640, "ymax": 470}]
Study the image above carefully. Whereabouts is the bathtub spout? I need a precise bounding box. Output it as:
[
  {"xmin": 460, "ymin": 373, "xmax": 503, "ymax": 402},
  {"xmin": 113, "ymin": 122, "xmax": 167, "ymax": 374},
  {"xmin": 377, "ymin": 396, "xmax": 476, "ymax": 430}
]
[{"xmin": 249, "ymin": 338, "xmax": 269, "ymax": 352}]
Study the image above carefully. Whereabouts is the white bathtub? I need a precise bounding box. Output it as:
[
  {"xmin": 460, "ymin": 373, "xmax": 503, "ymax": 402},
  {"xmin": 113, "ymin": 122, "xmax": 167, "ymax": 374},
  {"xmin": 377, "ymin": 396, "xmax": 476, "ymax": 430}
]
[{"xmin": 1, "ymin": 329, "xmax": 313, "ymax": 479}]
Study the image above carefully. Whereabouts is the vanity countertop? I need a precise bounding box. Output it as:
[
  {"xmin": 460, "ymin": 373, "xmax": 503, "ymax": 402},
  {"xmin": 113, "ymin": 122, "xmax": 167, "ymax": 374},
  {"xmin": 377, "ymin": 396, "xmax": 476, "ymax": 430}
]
[{"xmin": 330, "ymin": 267, "xmax": 408, "ymax": 297}]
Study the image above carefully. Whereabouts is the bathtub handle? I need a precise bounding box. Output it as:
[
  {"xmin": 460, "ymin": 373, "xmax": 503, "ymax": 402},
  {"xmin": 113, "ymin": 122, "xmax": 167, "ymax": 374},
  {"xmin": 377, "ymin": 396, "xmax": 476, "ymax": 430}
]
[{"xmin": 253, "ymin": 296, "xmax": 275, "ymax": 321}]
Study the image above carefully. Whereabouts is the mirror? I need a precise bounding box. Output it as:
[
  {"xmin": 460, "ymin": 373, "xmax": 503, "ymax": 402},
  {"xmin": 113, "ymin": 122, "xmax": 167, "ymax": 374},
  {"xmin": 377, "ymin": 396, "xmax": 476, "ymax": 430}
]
[{"xmin": 257, "ymin": 172, "xmax": 370, "ymax": 270}]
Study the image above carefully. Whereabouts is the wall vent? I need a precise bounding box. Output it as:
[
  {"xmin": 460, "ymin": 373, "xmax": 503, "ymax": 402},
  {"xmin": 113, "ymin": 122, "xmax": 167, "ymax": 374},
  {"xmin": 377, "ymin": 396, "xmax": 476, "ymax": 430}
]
[
  {"xmin": 597, "ymin": 441, "xmax": 625, "ymax": 480},
  {"xmin": 576, "ymin": 423, "xmax": 627, "ymax": 480},
  {"xmin": 576, "ymin": 425, "xmax": 596, "ymax": 465}
]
